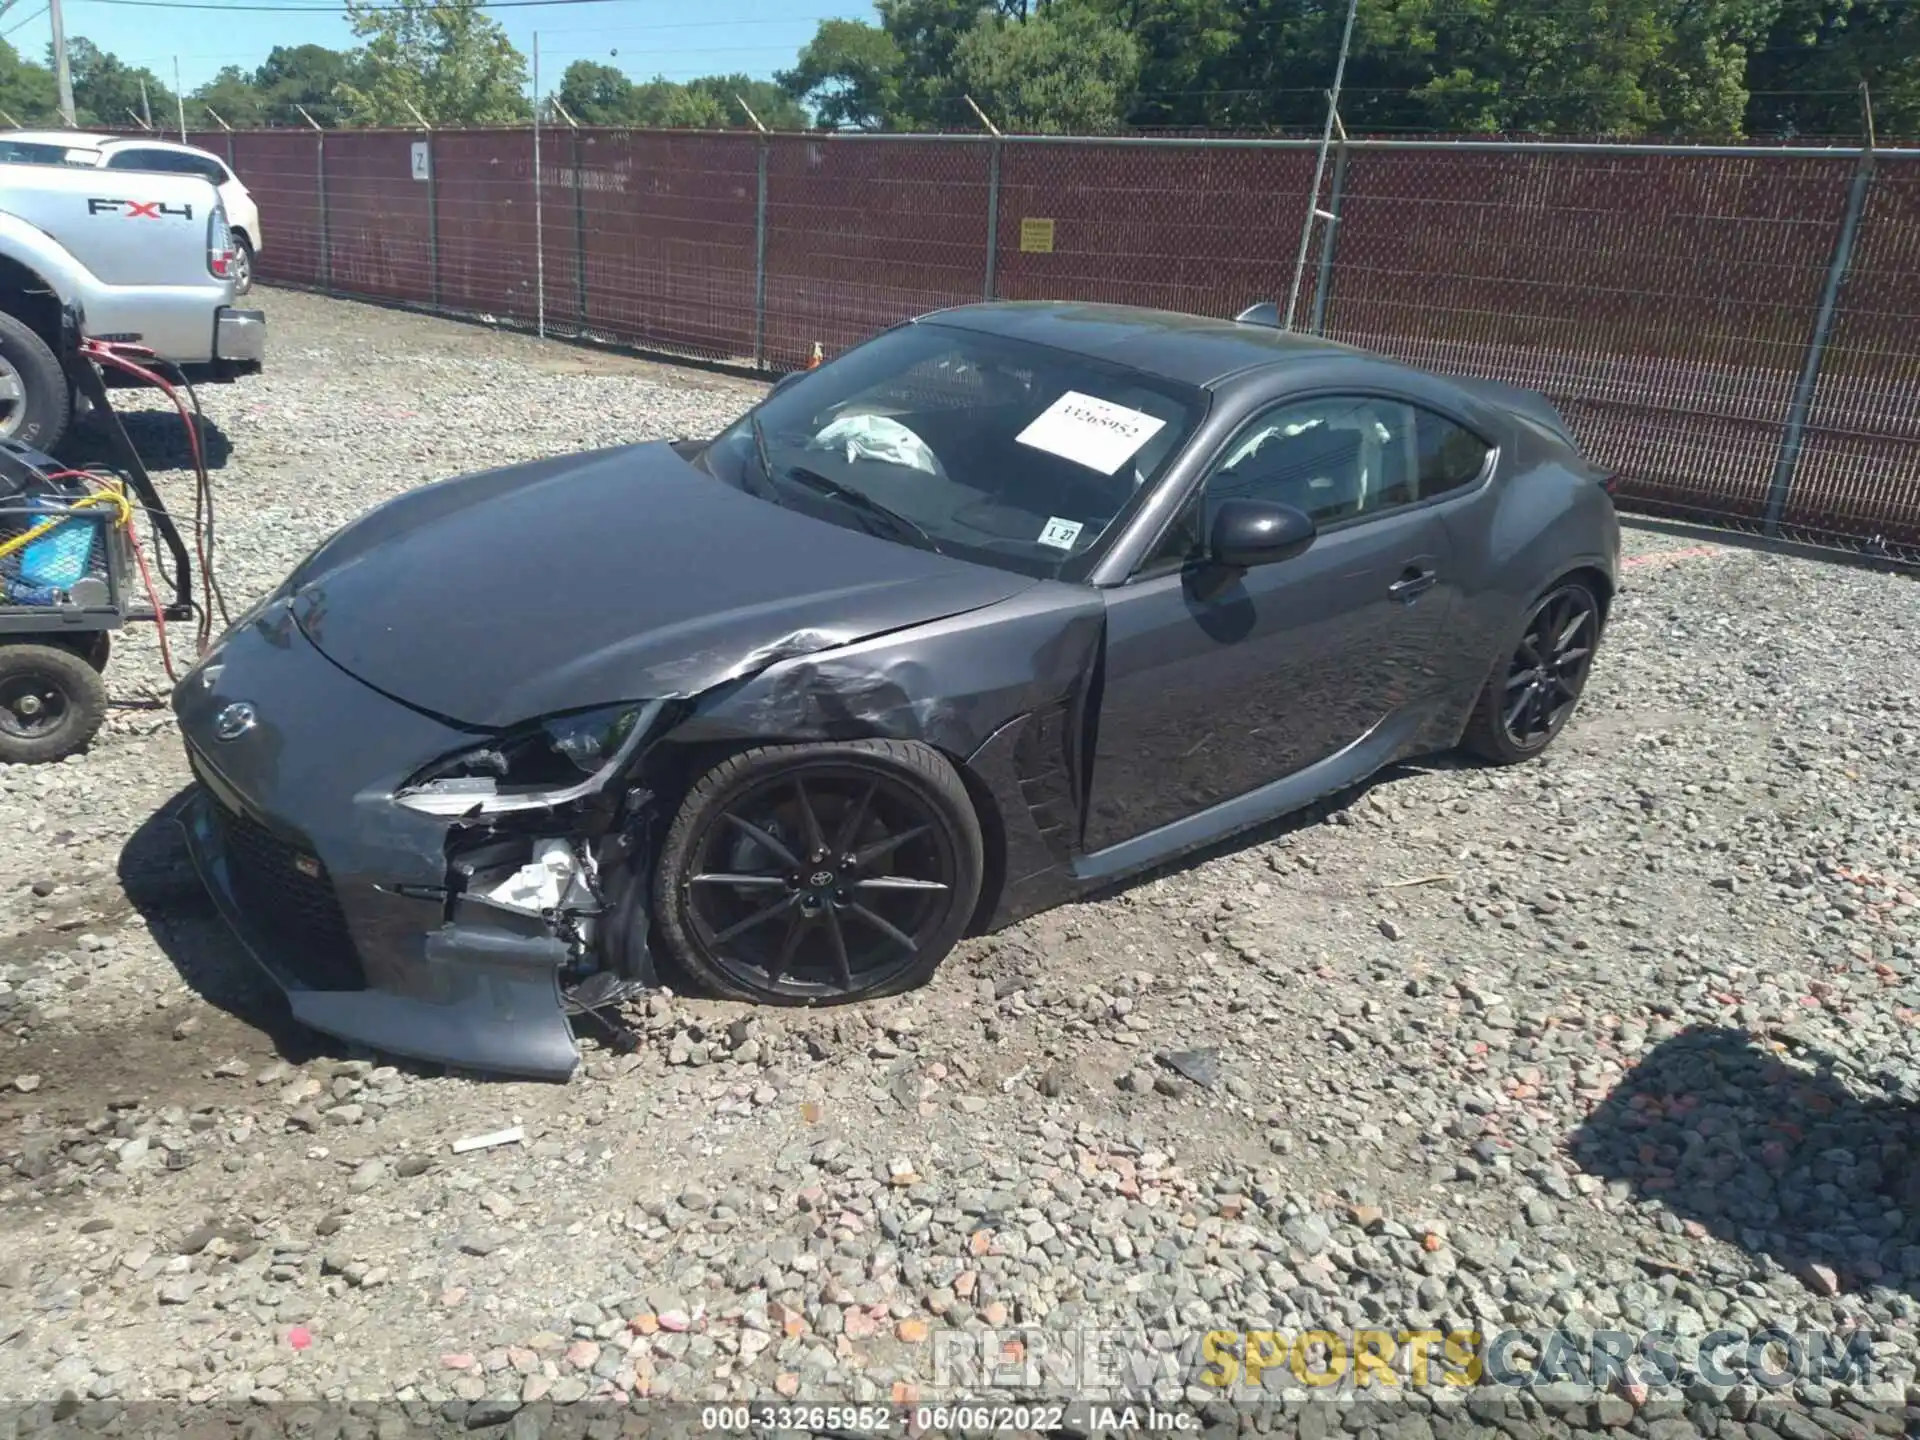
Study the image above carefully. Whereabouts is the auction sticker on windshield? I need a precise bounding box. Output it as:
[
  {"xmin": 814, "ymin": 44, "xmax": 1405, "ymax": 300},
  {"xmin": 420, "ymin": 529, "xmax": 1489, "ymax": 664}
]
[{"xmin": 1017, "ymin": 391, "xmax": 1167, "ymax": 476}]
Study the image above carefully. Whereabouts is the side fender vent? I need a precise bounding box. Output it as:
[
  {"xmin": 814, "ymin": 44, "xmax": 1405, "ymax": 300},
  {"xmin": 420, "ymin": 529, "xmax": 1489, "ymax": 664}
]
[{"xmin": 1012, "ymin": 702, "xmax": 1077, "ymax": 864}]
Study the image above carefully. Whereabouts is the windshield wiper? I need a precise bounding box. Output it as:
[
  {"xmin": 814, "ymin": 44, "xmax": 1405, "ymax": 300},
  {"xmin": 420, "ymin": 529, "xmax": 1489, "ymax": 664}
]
[
  {"xmin": 778, "ymin": 464, "xmax": 946, "ymax": 555},
  {"xmin": 744, "ymin": 412, "xmax": 780, "ymax": 500}
]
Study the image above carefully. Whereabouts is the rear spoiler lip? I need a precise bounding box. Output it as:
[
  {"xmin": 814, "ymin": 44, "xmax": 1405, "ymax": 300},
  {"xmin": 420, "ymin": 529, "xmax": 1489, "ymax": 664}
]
[{"xmin": 1445, "ymin": 374, "xmax": 1580, "ymax": 449}]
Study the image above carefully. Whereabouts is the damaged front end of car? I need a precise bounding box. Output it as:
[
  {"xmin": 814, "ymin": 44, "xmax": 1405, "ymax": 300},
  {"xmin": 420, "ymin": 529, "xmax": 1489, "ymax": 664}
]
[{"xmin": 389, "ymin": 697, "xmax": 681, "ymax": 1045}]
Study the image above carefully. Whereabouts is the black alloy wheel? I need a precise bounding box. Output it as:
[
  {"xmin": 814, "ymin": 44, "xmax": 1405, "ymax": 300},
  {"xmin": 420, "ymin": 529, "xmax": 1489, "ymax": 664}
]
[
  {"xmin": 656, "ymin": 740, "xmax": 984, "ymax": 1003},
  {"xmin": 1461, "ymin": 580, "xmax": 1601, "ymax": 764}
]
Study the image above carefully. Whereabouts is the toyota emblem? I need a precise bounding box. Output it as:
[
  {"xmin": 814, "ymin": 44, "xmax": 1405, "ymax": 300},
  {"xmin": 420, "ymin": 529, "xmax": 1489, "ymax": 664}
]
[{"xmin": 213, "ymin": 702, "xmax": 257, "ymax": 741}]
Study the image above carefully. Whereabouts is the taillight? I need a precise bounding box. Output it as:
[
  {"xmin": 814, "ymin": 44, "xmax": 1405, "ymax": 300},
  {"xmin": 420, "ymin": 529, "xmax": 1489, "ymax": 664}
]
[{"xmin": 208, "ymin": 206, "xmax": 235, "ymax": 280}]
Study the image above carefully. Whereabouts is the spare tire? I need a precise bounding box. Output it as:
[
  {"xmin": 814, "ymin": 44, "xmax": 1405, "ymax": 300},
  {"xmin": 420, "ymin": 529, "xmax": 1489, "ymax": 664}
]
[{"xmin": 0, "ymin": 308, "xmax": 71, "ymax": 452}]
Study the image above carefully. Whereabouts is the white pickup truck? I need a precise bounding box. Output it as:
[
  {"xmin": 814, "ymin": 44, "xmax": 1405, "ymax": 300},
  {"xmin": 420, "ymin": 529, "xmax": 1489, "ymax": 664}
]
[{"xmin": 0, "ymin": 157, "xmax": 265, "ymax": 450}]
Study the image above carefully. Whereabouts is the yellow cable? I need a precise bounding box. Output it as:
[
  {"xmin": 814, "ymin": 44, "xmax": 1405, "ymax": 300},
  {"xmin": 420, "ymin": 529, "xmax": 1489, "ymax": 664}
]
[{"xmin": 0, "ymin": 487, "xmax": 133, "ymax": 565}]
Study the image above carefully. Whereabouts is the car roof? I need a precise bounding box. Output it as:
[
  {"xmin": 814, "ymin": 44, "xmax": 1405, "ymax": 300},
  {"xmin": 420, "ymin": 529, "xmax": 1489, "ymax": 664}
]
[
  {"xmin": 0, "ymin": 131, "xmax": 220, "ymax": 160},
  {"xmin": 0, "ymin": 129, "xmax": 113, "ymax": 147},
  {"xmin": 917, "ymin": 300, "xmax": 1369, "ymax": 388}
]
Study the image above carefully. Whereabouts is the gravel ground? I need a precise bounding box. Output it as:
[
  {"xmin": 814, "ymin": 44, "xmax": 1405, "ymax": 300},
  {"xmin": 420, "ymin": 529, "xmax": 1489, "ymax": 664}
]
[{"xmin": 2, "ymin": 290, "xmax": 1919, "ymax": 1437}]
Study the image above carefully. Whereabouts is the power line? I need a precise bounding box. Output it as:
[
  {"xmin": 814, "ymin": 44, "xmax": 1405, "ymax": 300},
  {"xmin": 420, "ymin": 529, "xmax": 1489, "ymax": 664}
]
[{"xmin": 2, "ymin": 2, "xmax": 46, "ymax": 35}]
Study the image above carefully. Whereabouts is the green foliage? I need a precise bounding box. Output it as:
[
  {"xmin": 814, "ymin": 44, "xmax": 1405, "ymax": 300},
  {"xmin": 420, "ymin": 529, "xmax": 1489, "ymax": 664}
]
[
  {"xmin": 192, "ymin": 67, "xmax": 269, "ymax": 129},
  {"xmin": 556, "ymin": 64, "xmax": 808, "ymax": 130},
  {"xmin": 0, "ymin": 39, "xmax": 57, "ymax": 123},
  {"xmin": 776, "ymin": 18, "xmax": 905, "ymax": 129},
  {"xmin": 13, "ymin": 0, "xmax": 1908, "ymax": 139},
  {"xmin": 337, "ymin": 0, "xmax": 528, "ymax": 127},
  {"xmin": 1747, "ymin": 0, "xmax": 1918, "ymax": 138},
  {"xmin": 953, "ymin": 2, "xmax": 1141, "ymax": 134},
  {"xmin": 61, "ymin": 37, "xmax": 176, "ymax": 129},
  {"xmin": 776, "ymin": 0, "xmax": 1910, "ymax": 138}
]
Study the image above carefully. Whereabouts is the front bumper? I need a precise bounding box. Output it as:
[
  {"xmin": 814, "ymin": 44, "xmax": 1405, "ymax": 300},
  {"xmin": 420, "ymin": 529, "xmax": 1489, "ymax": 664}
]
[{"xmin": 171, "ymin": 605, "xmax": 583, "ymax": 1080}]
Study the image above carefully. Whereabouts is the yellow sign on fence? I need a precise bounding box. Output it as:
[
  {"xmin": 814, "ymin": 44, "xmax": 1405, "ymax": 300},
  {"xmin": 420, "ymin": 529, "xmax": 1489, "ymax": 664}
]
[{"xmin": 1020, "ymin": 218, "xmax": 1056, "ymax": 254}]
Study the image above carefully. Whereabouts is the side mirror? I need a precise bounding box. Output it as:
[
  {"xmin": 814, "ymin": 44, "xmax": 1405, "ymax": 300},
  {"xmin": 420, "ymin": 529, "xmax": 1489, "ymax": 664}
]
[
  {"xmin": 1208, "ymin": 499, "xmax": 1316, "ymax": 569},
  {"xmin": 769, "ymin": 370, "xmax": 806, "ymax": 397}
]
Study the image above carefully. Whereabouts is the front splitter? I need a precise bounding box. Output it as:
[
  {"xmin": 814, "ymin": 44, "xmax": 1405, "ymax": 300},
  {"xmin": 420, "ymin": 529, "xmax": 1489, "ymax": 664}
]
[{"xmin": 175, "ymin": 789, "xmax": 583, "ymax": 1080}]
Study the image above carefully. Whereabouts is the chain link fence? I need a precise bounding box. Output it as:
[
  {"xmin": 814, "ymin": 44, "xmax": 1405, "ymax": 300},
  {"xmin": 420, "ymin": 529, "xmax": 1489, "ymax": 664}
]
[{"xmin": 197, "ymin": 126, "xmax": 1920, "ymax": 561}]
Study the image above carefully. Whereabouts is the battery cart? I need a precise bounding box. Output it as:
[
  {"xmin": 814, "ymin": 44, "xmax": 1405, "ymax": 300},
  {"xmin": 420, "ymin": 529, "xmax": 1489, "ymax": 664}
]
[{"xmin": 0, "ymin": 312, "xmax": 212, "ymax": 764}]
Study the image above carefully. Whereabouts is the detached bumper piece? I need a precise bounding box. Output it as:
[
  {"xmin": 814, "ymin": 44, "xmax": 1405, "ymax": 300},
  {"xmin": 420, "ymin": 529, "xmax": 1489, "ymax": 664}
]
[
  {"xmin": 178, "ymin": 787, "xmax": 582, "ymax": 1080},
  {"xmin": 212, "ymin": 306, "xmax": 266, "ymax": 376}
]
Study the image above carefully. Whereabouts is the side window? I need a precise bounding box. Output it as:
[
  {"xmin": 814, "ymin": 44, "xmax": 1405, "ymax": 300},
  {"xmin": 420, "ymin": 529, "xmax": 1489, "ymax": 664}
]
[
  {"xmin": 191, "ymin": 156, "xmax": 231, "ymax": 185},
  {"xmin": 105, "ymin": 149, "xmax": 170, "ymax": 171},
  {"xmin": 1415, "ymin": 408, "xmax": 1493, "ymax": 495},
  {"xmin": 1206, "ymin": 396, "xmax": 1420, "ymax": 527}
]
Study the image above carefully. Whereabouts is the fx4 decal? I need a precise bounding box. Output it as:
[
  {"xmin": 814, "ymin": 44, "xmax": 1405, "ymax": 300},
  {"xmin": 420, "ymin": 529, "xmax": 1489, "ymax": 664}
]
[{"xmin": 87, "ymin": 199, "xmax": 195, "ymax": 220}]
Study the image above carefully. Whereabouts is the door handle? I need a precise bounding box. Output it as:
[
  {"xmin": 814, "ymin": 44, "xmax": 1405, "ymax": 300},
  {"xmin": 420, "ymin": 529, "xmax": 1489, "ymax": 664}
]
[{"xmin": 1389, "ymin": 565, "xmax": 1438, "ymax": 600}]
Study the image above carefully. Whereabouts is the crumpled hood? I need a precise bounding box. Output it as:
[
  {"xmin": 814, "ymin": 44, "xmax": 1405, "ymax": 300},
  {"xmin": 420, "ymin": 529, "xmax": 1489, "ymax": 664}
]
[{"xmin": 288, "ymin": 441, "xmax": 1039, "ymax": 729}]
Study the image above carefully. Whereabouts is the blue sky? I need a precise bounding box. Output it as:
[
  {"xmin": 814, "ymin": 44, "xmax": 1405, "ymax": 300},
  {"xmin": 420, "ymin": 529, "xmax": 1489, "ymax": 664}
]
[{"xmin": 3, "ymin": 0, "xmax": 872, "ymax": 94}]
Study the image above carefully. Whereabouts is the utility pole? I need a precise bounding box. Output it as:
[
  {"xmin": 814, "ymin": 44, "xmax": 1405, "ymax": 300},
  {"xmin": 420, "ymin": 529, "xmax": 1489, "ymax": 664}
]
[
  {"xmin": 49, "ymin": 0, "xmax": 76, "ymax": 126},
  {"xmin": 139, "ymin": 77, "xmax": 153, "ymax": 130},
  {"xmin": 174, "ymin": 57, "xmax": 186, "ymax": 140}
]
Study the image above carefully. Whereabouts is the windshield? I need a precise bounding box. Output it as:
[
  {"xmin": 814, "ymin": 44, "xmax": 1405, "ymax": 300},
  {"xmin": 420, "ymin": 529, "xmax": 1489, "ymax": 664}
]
[{"xmin": 701, "ymin": 322, "xmax": 1206, "ymax": 579}]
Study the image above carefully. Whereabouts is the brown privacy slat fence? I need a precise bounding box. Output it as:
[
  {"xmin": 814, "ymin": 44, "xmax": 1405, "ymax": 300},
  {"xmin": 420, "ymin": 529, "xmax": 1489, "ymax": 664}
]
[{"xmin": 196, "ymin": 126, "xmax": 1920, "ymax": 560}]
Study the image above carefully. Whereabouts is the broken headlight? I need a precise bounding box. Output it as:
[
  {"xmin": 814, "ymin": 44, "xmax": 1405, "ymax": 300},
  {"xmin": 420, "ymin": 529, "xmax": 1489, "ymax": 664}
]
[{"xmin": 394, "ymin": 699, "xmax": 666, "ymax": 817}]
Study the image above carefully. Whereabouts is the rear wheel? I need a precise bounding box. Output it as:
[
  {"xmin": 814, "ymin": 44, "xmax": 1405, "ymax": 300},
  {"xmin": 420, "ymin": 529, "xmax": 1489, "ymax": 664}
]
[
  {"xmin": 655, "ymin": 740, "xmax": 983, "ymax": 1004},
  {"xmin": 1460, "ymin": 580, "xmax": 1601, "ymax": 764},
  {"xmin": 0, "ymin": 309, "xmax": 71, "ymax": 451},
  {"xmin": 0, "ymin": 643, "xmax": 108, "ymax": 764}
]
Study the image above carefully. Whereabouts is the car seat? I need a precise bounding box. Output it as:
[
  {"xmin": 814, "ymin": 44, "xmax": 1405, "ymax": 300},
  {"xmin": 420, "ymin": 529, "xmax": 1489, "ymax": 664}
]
[{"xmin": 1221, "ymin": 426, "xmax": 1366, "ymax": 521}]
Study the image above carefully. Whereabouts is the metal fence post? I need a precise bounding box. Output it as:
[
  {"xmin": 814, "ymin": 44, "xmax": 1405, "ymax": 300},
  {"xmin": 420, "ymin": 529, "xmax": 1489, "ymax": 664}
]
[
  {"xmin": 426, "ymin": 132, "xmax": 441, "ymax": 312},
  {"xmin": 753, "ymin": 135, "xmax": 769, "ymax": 370},
  {"xmin": 317, "ymin": 130, "xmax": 331, "ymax": 292},
  {"xmin": 1764, "ymin": 151, "xmax": 1875, "ymax": 536},
  {"xmin": 984, "ymin": 137, "xmax": 1001, "ymax": 301},
  {"xmin": 571, "ymin": 128, "xmax": 588, "ymax": 333},
  {"xmin": 1308, "ymin": 138, "xmax": 1349, "ymax": 336}
]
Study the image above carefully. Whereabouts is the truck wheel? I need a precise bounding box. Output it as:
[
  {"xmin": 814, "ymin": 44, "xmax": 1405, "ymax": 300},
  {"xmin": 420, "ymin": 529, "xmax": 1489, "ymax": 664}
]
[
  {"xmin": 230, "ymin": 237, "xmax": 256, "ymax": 296},
  {"xmin": 0, "ymin": 310, "xmax": 71, "ymax": 451},
  {"xmin": 0, "ymin": 643, "xmax": 108, "ymax": 764}
]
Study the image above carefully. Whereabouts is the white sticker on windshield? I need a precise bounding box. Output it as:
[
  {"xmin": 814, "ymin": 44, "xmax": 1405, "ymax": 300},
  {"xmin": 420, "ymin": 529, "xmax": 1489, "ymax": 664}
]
[
  {"xmin": 1016, "ymin": 391, "xmax": 1167, "ymax": 476},
  {"xmin": 1036, "ymin": 516, "xmax": 1084, "ymax": 551}
]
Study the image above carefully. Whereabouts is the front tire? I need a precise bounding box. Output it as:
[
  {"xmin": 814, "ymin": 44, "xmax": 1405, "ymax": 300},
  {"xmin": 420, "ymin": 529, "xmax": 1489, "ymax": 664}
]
[
  {"xmin": 654, "ymin": 739, "xmax": 984, "ymax": 1004},
  {"xmin": 1460, "ymin": 579, "xmax": 1602, "ymax": 765},
  {"xmin": 0, "ymin": 643, "xmax": 108, "ymax": 764},
  {"xmin": 0, "ymin": 310, "xmax": 72, "ymax": 451}
]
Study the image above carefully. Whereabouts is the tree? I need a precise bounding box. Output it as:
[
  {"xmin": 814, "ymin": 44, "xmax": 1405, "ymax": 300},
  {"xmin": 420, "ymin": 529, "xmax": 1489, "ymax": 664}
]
[
  {"xmin": 877, "ymin": 0, "xmax": 990, "ymax": 124},
  {"xmin": 1746, "ymin": 0, "xmax": 1919, "ymax": 138},
  {"xmin": 337, "ymin": 0, "xmax": 528, "ymax": 127},
  {"xmin": 777, "ymin": 18, "xmax": 905, "ymax": 129},
  {"xmin": 627, "ymin": 78, "xmax": 727, "ymax": 128},
  {"xmin": 61, "ymin": 37, "xmax": 176, "ymax": 129},
  {"xmin": 955, "ymin": 2, "xmax": 1140, "ymax": 132},
  {"xmin": 557, "ymin": 60, "xmax": 635, "ymax": 125},
  {"xmin": 685, "ymin": 74, "xmax": 811, "ymax": 130},
  {"xmin": 255, "ymin": 44, "xmax": 367, "ymax": 124},
  {"xmin": 556, "ymin": 63, "xmax": 802, "ymax": 129},
  {"xmin": 0, "ymin": 39, "xmax": 57, "ymax": 123},
  {"xmin": 193, "ymin": 67, "xmax": 268, "ymax": 129}
]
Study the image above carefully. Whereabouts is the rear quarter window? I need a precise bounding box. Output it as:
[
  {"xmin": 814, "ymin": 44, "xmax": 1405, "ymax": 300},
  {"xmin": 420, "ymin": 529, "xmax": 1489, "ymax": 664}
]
[{"xmin": 1414, "ymin": 409, "xmax": 1493, "ymax": 496}]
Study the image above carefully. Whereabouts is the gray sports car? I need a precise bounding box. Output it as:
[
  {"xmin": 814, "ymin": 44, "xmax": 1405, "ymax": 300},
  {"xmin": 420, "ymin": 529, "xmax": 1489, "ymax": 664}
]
[{"xmin": 171, "ymin": 302, "xmax": 1619, "ymax": 1078}]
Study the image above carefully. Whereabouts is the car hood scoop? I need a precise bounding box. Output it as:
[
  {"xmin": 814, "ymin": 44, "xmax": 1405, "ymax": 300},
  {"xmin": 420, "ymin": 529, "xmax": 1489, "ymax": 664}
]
[{"xmin": 287, "ymin": 441, "xmax": 1038, "ymax": 730}]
